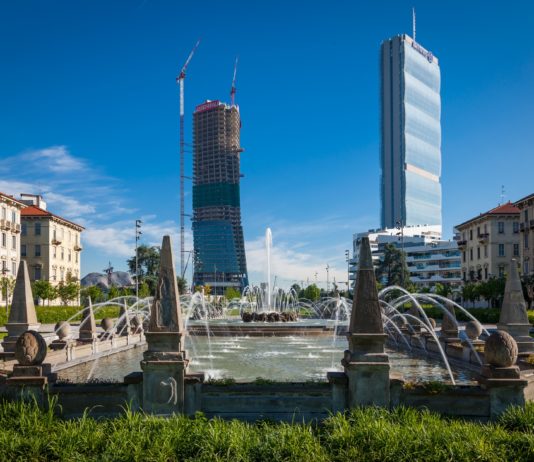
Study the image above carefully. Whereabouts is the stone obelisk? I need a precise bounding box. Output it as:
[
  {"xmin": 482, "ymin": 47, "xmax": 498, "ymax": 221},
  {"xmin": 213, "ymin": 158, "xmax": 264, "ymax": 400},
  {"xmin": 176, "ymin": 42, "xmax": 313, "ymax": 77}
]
[
  {"xmin": 141, "ymin": 236, "xmax": 188, "ymax": 414},
  {"xmin": 497, "ymin": 259, "xmax": 534, "ymax": 356},
  {"xmin": 342, "ymin": 237, "xmax": 390, "ymax": 407},
  {"xmin": 1, "ymin": 261, "xmax": 40, "ymax": 355}
]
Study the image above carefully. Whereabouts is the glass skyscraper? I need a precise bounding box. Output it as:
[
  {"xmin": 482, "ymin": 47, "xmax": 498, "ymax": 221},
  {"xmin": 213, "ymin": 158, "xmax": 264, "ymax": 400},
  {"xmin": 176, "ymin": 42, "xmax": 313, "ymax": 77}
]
[
  {"xmin": 192, "ymin": 100, "xmax": 249, "ymax": 295},
  {"xmin": 380, "ymin": 34, "xmax": 442, "ymax": 233}
]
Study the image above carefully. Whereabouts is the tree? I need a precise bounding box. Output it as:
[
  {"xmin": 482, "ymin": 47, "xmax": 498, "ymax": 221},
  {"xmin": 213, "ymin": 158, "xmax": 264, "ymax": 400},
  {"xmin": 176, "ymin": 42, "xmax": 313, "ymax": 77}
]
[
  {"xmin": 57, "ymin": 280, "xmax": 80, "ymax": 306},
  {"xmin": 461, "ymin": 282, "xmax": 479, "ymax": 308},
  {"xmin": 376, "ymin": 243, "xmax": 410, "ymax": 288},
  {"xmin": 224, "ymin": 287, "xmax": 241, "ymax": 301},
  {"xmin": 522, "ymin": 274, "xmax": 534, "ymax": 310},
  {"xmin": 138, "ymin": 282, "xmax": 150, "ymax": 298},
  {"xmin": 32, "ymin": 280, "xmax": 56, "ymax": 306},
  {"xmin": 303, "ymin": 283, "xmax": 321, "ymax": 301},
  {"xmin": 108, "ymin": 285, "xmax": 120, "ymax": 300},
  {"xmin": 478, "ymin": 277, "xmax": 506, "ymax": 308},
  {"xmin": 290, "ymin": 283, "xmax": 301, "ymax": 295},
  {"xmin": 127, "ymin": 245, "xmax": 161, "ymax": 292},
  {"xmin": 81, "ymin": 285, "xmax": 104, "ymax": 304},
  {"xmin": 177, "ymin": 276, "xmax": 187, "ymax": 295},
  {"xmin": 434, "ymin": 283, "xmax": 452, "ymax": 298},
  {"xmin": 0, "ymin": 277, "xmax": 15, "ymax": 312}
]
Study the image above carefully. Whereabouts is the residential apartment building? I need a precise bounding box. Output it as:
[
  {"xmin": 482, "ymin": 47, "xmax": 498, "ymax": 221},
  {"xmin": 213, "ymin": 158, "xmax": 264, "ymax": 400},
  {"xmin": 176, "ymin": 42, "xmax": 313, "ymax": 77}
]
[
  {"xmin": 455, "ymin": 203, "xmax": 520, "ymax": 282},
  {"xmin": 0, "ymin": 193, "xmax": 25, "ymax": 304},
  {"xmin": 348, "ymin": 225, "xmax": 459, "ymax": 289},
  {"xmin": 380, "ymin": 34, "xmax": 442, "ymax": 233},
  {"xmin": 20, "ymin": 195, "xmax": 84, "ymax": 285},
  {"xmin": 514, "ymin": 193, "xmax": 534, "ymax": 276}
]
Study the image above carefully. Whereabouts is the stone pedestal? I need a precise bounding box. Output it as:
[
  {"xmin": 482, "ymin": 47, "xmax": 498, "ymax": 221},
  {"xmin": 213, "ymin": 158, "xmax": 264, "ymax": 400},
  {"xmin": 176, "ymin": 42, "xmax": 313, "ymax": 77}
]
[
  {"xmin": 343, "ymin": 333, "xmax": 390, "ymax": 407},
  {"xmin": 479, "ymin": 365, "xmax": 527, "ymax": 418}
]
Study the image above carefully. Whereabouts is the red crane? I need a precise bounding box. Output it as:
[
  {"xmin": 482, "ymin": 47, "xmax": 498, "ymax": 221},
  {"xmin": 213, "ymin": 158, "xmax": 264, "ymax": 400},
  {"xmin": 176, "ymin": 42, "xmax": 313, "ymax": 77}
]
[{"xmin": 176, "ymin": 39, "xmax": 200, "ymax": 277}]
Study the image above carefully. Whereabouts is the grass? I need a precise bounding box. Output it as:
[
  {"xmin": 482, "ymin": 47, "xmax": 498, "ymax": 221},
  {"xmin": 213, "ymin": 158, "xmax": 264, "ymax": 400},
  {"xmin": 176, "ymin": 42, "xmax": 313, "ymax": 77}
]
[
  {"xmin": 0, "ymin": 400, "xmax": 532, "ymax": 461},
  {"xmin": 0, "ymin": 305, "xmax": 121, "ymax": 326}
]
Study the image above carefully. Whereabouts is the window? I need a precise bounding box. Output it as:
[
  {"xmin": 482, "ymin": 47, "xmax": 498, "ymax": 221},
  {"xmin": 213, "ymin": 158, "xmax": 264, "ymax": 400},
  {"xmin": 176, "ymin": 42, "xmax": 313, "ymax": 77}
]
[
  {"xmin": 11, "ymin": 211, "xmax": 16, "ymax": 223},
  {"xmin": 525, "ymin": 261, "xmax": 530, "ymax": 275},
  {"xmin": 35, "ymin": 222, "xmax": 41, "ymax": 235},
  {"xmin": 470, "ymin": 248, "xmax": 473, "ymax": 260},
  {"xmin": 35, "ymin": 244, "xmax": 41, "ymax": 257},
  {"xmin": 513, "ymin": 244, "xmax": 519, "ymax": 257},
  {"xmin": 21, "ymin": 223, "xmax": 27, "ymax": 236},
  {"xmin": 513, "ymin": 222, "xmax": 519, "ymax": 233},
  {"xmin": 498, "ymin": 222, "xmax": 505, "ymax": 234},
  {"xmin": 60, "ymin": 270, "xmax": 64, "ymax": 281},
  {"xmin": 2, "ymin": 261, "xmax": 6, "ymax": 272},
  {"xmin": 1, "ymin": 233, "xmax": 5, "ymax": 247},
  {"xmin": 525, "ymin": 233, "xmax": 529, "ymax": 249},
  {"xmin": 68, "ymin": 249, "xmax": 71, "ymax": 262},
  {"xmin": 61, "ymin": 247, "xmax": 64, "ymax": 260},
  {"xmin": 21, "ymin": 244, "xmax": 26, "ymax": 257},
  {"xmin": 477, "ymin": 247, "xmax": 480, "ymax": 259},
  {"xmin": 11, "ymin": 235, "xmax": 16, "ymax": 250},
  {"xmin": 34, "ymin": 267, "xmax": 41, "ymax": 280},
  {"xmin": 52, "ymin": 268, "xmax": 57, "ymax": 281},
  {"xmin": 469, "ymin": 229, "xmax": 473, "ymax": 240},
  {"xmin": 75, "ymin": 252, "xmax": 78, "ymax": 263},
  {"xmin": 1, "ymin": 207, "xmax": 5, "ymax": 219},
  {"xmin": 12, "ymin": 262, "xmax": 16, "ymax": 275},
  {"xmin": 484, "ymin": 245, "xmax": 488, "ymax": 258},
  {"xmin": 462, "ymin": 271, "xmax": 466, "ymax": 281},
  {"xmin": 484, "ymin": 268, "xmax": 488, "ymax": 279},
  {"xmin": 498, "ymin": 244, "xmax": 505, "ymax": 257},
  {"xmin": 462, "ymin": 251, "xmax": 466, "ymax": 263},
  {"xmin": 525, "ymin": 210, "xmax": 529, "ymax": 222},
  {"xmin": 53, "ymin": 247, "xmax": 57, "ymax": 259},
  {"xmin": 484, "ymin": 224, "xmax": 487, "ymax": 233},
  {"xmin": 477, "ymin": 226, "xmax": 480, "ymax": 236},
  {"xmin": 498, "ymin": 265, "xmax": 505, "ymax": 278},
  {"xmin": 53, "ymin": 228, "xmax": 57, "ymax": 240}
]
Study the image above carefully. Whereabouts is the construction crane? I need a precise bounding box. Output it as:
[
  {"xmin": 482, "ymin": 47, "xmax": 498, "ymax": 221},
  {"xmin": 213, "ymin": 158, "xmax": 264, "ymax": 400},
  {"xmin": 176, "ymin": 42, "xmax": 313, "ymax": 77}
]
[
  {"xmin": 230, "ymin": 56, "xmax": 238, "ymax": 106},
  {"xmin": 176, "ymin": 39, "xmax": 200, "ymax": 276}
]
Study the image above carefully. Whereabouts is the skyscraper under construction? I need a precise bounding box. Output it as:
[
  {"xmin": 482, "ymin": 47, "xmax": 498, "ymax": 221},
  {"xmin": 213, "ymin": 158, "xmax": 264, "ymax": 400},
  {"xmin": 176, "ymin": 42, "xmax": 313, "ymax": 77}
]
[{"xmin": 192, "ymin": 100, "xmax": 248, "ymax": 295}]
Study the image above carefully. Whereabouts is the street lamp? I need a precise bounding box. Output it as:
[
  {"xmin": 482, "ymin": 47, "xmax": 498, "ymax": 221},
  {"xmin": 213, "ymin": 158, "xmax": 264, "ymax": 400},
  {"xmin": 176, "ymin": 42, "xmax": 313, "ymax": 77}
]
[
  {"xmin": 345, "ymin": 249, "xmax": 350, "ymax": 294},
  {"xmin": 135, "ymin": 219, "xmax": 142, "ymax": 298}
]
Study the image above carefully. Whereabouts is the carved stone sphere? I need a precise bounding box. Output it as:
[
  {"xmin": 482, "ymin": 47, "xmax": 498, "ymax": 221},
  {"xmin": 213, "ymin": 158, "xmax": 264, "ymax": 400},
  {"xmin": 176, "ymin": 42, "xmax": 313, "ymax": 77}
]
[
  {"xmin": 427, "ymin": 318, "xmax": 437, "ymax": 329},
  {"xmin": 485, "ymin": 330, "xmax": 518, "ymax": 367},
  {"xmin": 395, "ymin": 316, "xmax": 408, "ymax": 328},
  {"xmin": 101, "ymin": 317, "xmax": 114, "ymax": 332},
  {"xmin": 465, "ymin": 320, "xmax": 483, "ymax": 340},
  {"xmin": 15, "ymin": 330, "xmax": 47, "ymax": 366},
  {"xmin": 55, "ymin": 321, "xmax": 70, "ymax": 339}
]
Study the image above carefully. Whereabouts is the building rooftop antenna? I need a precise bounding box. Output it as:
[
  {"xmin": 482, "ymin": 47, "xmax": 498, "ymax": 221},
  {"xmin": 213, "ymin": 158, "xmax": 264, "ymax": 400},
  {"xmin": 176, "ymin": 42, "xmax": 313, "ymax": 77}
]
[{"xmin": 412, "ymin": 7, "xmax": 416, "ymax": 43}]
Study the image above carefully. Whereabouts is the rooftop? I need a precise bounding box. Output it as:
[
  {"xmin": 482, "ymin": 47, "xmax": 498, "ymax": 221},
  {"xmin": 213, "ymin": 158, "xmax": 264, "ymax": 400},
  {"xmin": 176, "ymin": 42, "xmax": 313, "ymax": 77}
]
[
  {"xmin": 21, "ymin": 205, "xmax": 84, "ymax": 230},
  {"xmin": 456, "ymin": 202, "xmax": 520, "ymax": 229}
]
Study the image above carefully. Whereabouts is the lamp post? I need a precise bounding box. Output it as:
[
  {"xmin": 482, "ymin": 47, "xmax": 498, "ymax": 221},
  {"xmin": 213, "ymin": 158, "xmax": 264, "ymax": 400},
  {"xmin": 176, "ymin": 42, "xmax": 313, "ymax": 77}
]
[
  {"xmin": 135, "ymin": 219, "xmax": 142, "ymax": 298},
  {"xmin": 345, "ymin": 249, "xmax": 350, "ymax": 295}
]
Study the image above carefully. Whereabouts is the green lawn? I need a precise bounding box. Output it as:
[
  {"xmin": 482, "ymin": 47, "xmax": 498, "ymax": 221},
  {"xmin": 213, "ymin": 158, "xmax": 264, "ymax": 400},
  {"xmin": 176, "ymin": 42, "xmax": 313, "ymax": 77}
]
[{"xmin": 0, "ymin": 400, "xmax": 532, "ymax": 461}]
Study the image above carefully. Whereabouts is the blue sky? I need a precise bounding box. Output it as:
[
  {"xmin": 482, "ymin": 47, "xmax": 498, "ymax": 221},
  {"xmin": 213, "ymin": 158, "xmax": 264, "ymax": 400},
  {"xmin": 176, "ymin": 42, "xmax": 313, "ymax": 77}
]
[{"xmin": 1, "ymin": 1, "xmax": 533, "ymax": 289}]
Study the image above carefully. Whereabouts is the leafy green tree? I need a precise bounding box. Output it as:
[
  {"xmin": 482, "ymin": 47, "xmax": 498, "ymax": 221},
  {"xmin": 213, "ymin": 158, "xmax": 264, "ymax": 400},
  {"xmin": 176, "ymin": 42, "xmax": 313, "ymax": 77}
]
[
  {"xmin": 478, "ymin": 277, "xmax": 506, "ymax": 308},
  {"xmin": 177, "ymin": 276, "xmax": 187, "ymax": 295},
  {"xmin": 0, "ymin": 277, "xmax": 16, "ymax": 312},
  {"xmin": 224, "ymin": 287, "xmax": 241, "ymax": 300},
  {"xmin": 434, "ymin": 283, "xmax": 452, "ymax": 298},
  {"xmin": 108, "ymin": 285, "xmax": 120, "ymax": 300},
  {"xmin": 290, "ymin": 283, "xmax": 301, "ymax": 295},
  {"xmin": 127, "ymin": 245, "xmax": 160, "ymax": 279},
  {"xmin": 303, "ymin": 284, "xmax": 321, "ymax": 301},
  {"xmin": 376, "ymin": 243, "xmax": 410, "ymax": 288},
  {"xmin": 138, "ymin": 282, "xmax": 150, "ymax": 298},
  {"xmin": 81, "ymin": 285, "xmax": 104, "ymax": 305},
  {"xmin": 120, "ymin": 287, "xmax": 133, "ymax": 297},
  {"xmin": 461, "ymin": 282, "xmax": 479, "ymax": 308},
  {"xmin": 57, "ymin": 280, "xmax": 80, "ymax": 306},
  {"xmin": 32, "ymin": 280, "xmax": 56, "ymax": 306}
]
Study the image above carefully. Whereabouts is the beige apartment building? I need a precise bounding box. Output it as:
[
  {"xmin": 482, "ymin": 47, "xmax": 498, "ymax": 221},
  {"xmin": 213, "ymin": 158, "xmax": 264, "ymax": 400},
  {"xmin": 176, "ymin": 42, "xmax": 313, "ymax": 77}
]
[
  {"xmin": 455, "ymin": 203, "xmax": 520, "ymax": 282},
  {"xmin": 0, "ymin": 193, "xmax": 25, "ymax": 304},
  {"xmin": 514, "ymin": 193, "xmax": 534, "ymax": 276},
  {"xmin": 20, "ymin": 195, "xmax": 84, "ymax": 285}
]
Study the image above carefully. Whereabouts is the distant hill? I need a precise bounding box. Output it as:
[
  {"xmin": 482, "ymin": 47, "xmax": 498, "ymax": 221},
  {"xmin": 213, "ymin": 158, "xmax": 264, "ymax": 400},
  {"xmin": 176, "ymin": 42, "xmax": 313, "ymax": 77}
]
[{"xmin": 81, "ymin": 271, "xmax": 134, "ymax": 290}]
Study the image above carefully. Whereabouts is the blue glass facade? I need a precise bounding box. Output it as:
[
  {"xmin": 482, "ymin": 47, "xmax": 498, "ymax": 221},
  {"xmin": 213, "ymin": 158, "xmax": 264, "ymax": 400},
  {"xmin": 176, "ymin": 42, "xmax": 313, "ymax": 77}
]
[{"xmin": 380, "ymin": 35, "xmax": 442, "ymax": 231}]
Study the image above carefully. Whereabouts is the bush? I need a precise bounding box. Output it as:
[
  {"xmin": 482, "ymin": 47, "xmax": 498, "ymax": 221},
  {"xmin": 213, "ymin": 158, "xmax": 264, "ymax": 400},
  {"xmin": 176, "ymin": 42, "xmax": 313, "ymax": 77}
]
[
  {"xmin": 0, "ymin": 400, "xmax": 532, "ymax": 461},
  {"xmin": 0, "ymin": 305, "xmax": 121, "ymax": 326}
]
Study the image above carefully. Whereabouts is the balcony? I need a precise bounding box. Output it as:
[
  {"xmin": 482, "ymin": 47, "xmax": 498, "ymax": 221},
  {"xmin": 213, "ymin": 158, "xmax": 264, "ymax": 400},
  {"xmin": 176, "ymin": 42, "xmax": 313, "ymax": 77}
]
[
  {"xmin": 520, "ymin": 223, "xmax": 526, "ymax": 232},
  {"xmin": 12, "ymin": 223, "xmax": 21, "ymax": 234},
  {"xmin": 477, "ymin": 233, "xmax": 489, "ymax": 243},
  {"xmin": 0, "ymin": 219, "xmax": 8, "ymax": 230},
  {"xmin": 457, "ymin": 240, "xmax": 467, "ymax": 247},
  {"xmin": 74, "ymin": 244, "xmax": 83, "ymax": 252},
  {"xmin": 51, "ymin": 238, "xmax": 62, "ymax": 246}
]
